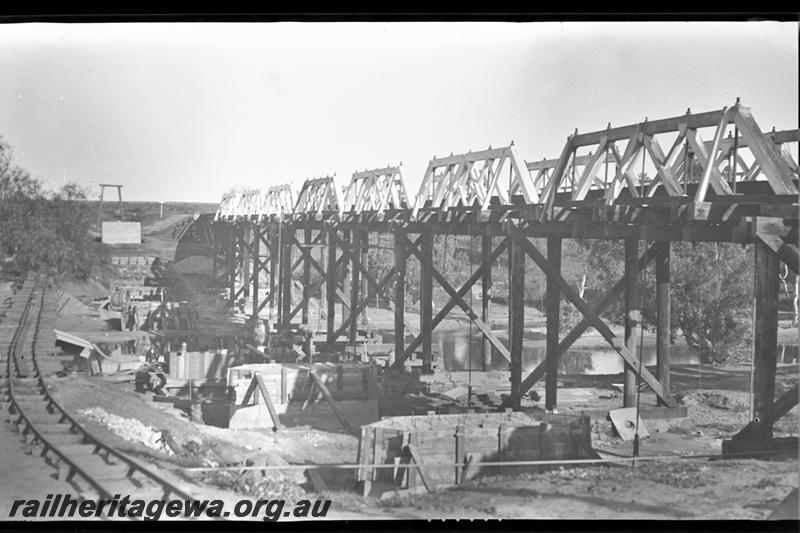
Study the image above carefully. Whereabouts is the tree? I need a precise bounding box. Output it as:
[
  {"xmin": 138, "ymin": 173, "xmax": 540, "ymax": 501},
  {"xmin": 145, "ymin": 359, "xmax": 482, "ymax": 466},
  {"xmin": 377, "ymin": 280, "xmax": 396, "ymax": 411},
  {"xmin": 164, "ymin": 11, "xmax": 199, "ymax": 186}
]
[
  {"xmin": 0, "ymin": 137, "xmax": 100, "ymax": 278},
  {"xmin": 642, "ymin": 242, "xmax": 753, "ymax": 364}
]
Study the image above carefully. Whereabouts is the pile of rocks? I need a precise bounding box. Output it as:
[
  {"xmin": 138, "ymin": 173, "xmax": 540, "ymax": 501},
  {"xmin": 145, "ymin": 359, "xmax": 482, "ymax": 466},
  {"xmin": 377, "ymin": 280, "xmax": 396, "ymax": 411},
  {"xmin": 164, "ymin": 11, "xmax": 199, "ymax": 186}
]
[{"xmin": 80, "ymin": 407, "xmax": 173, "ymax": 455}]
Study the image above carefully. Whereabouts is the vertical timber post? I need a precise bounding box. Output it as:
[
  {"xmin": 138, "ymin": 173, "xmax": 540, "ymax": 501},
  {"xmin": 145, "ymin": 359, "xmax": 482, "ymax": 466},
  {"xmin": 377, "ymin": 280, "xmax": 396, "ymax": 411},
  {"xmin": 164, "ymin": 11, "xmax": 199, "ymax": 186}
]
[
  {"xmin": 420, "ymin": 229, "xmax": 434, "ymax": 373},
  {"xmin": 242, "ymin": 224, "xmax": 251, "ymax": 300},
  {"xmin": 394, "ymin": 228, "xmax": 407, "ymax": 362},
  {"xmin": 302, "ymin": 226, "xmax": 312, "ymax": 325},
  {"xmin": 545, "ymin": 237, "xmax": 561, "ymax": 411},
  {"xmin": 481, "ymin": 234, "xmax": 493, "ymax": 370},
  {"xmin": 350, "ymin": 229, "xmax": 362, "ymax": 344},
  {"xmin": 361, "ymin": 233, "xmax": 369, "ymax": 327},
  {"xmin": 269, "ymin": 224, "xmax": 278, "ymax": 320},
  {"xmin": 237, "ymin": 224, "xmax": 244, "ymax": 297},
  {"xmin": 507, "ymin": 242, "xmax": 513, "ymax": 353},
  {"xmin": 623, "ymin": 238, "xmax": 640, "ymax": 408},
  {"xmin": 281, "ymin": 225, "xmax": 293, "ymax": 327},
  {"xmin": 326, "ymin": 226, "xmax": 337, "ymax": 343},
  {"xmin": 509, "ymin": 233, "xmax": 525, "ymax": 410},
  {"xmin": 252, "ymin": 223, "xmax": 260, "ymax": 318},
  {"xmin": 211, "ymin": 222, "xmax": 219, "ymax": 286},
  {"xmin": 228, "ymin": 224, "xmax": 237, "ymax": 306},
  {"xmin": 752, "ymin": 240, "xmax": 779, "ymax": 438},
  {"xmin": 656, "ymin": 241, "xmax": 671, "ymax": 406}
]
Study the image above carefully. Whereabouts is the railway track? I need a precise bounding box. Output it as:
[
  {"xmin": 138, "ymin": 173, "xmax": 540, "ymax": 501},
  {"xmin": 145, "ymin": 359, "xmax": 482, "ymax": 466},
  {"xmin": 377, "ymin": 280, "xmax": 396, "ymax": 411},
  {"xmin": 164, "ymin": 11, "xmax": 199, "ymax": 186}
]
[{"xmin": 1, "ymin": 276, "xmax": 207, "ymax": 519}]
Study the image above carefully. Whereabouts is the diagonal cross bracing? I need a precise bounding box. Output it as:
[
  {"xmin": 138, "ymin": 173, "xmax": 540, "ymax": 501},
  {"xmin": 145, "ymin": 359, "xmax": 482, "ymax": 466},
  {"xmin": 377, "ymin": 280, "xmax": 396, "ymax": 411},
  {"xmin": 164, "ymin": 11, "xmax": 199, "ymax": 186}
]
[
  {"xmin": 411, "ymin": 144, "xmax": 533, "ymax": 219},
  {"xmin": 518, "ymin": 242, "xmax": 659, "ymax": 395},
  {"xmin": 295, "ymin": 176, "xmax": 340, "ymax": 215},
  {"xmin": 215, "ymin": 185, "xmax": 294, "ymax": 220},
  {"xmin": 392, "ymin": 234, "xmax": 511, "ymax": 369},
  {"xmin": 509, "ymin": 227, "xmax": 676, "ymax": 406},
  {"xmin": 340, "ymin": 165, "xmax": 410, "ymax": 217}
]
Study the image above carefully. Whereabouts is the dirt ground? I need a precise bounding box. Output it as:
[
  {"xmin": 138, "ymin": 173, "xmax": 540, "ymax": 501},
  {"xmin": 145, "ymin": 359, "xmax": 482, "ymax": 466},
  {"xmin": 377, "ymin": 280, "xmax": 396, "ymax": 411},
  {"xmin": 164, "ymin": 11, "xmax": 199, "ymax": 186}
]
[
  {"xmin": 6, "ymin": 206, "xmax": 797, "ymax": 521},
  {"xmin": 371, "ymin": 458, "xmax": 797, "ymax": 519},
  {"xmin": 41, "ymin": 365, "xmax": 799, "ymax": 520}
]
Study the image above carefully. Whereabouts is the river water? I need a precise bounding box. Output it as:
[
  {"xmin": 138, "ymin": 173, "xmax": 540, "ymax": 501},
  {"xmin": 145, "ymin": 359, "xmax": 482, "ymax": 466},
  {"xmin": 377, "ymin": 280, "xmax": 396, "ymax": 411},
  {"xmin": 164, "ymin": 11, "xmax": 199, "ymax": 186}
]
[{"xmin": 430, "ymin": 330, "xmax": 799, "ymax": 375}]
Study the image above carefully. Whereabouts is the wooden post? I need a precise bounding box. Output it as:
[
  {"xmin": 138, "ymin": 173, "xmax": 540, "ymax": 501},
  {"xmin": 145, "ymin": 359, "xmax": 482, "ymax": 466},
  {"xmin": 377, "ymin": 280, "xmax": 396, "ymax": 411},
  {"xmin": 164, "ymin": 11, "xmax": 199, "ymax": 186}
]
[
  {"xmin": 228, "ymin": 224, "xmax": 236, "ymax": 306},
  {"xmin": 394, "ymin": 228, "xmax": 407, "ymax": 360},
  {"xmin": 405, "ymin": 444, "xmax": 433, "ymax": 493},
  {"xmin": 310, "ymin": 372, "xmax": 353, "ymax": 432},
  {"xmin": 326, "ymin": 227, "xmax": 337, "ymax": 343},
  {"xmin": 361, "ymin": 233, "xmax": 369, "ymax": 327},
  {"xmin": 454, "ymin": 424, "xmax": 465, "ymax": 484},
  {"xmin": 545, "ymin": 237, "xmax": 561, "ymax": 411},
  {"xmin": 302, "ymin": 227, "xmax": 312, "ymax": 325},
  {"xmin": 269, "ymin": 228, "xmax": 278, "ymax": 320},
  {"xmin": 656, "ymin": 241, "xmax": 671, "ymax": 406},
  {"xmin": 281, "ymin": 226, "xmax": 294, "ymax": 326},
  {"xmin": 242, "ymin": 225, "xmax": 251, "ymax": 299},
  {"xmin": 280, "ymin": 366, "xmax": 288, "ymax": 404},
  {"xmin": 255, "ymin": 375, "xmax": 283, "ymax": 431},
  {"xmin": 752, "ymin": 240, "xmax": 779, "ymax": 438},
  {"xmin": 420, "ymin": 229, "xmax": 434, "ymax": 373},
  {"xmin": 624, "ymin": 238, "xmax": 640, "ymax": 408},
  {"xmin": 509, "ymin": 236, "xmax": 525, "ymax": 410},
  {"xmin": 498, "ymin": 423, "xmax": 509, "ymax": 476},
  {"xmin": 211, "ymin": 223, "xmax": 219, "ymax": 286},
  {"xmin": 252, "ymin": 224, "xmax": 260, "ymax": 318},
  {"xmin": 507, "ymin": 242, "xmax": 513, "ymax": 368},
  {"xmin": 349, "ymin": 229, "xmax": 362, "ymax": 344},
  {"xmin": 481, "ymin": 234, "xmax": 493, "ymax": 370}
]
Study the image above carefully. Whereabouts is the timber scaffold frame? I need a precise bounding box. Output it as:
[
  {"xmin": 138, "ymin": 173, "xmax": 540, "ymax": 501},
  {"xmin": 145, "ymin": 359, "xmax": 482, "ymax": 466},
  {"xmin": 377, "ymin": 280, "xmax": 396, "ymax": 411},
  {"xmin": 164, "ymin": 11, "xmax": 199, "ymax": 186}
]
[{"xmin": 208, "ymin": 101, "xmax": 799, "ymax": 451}]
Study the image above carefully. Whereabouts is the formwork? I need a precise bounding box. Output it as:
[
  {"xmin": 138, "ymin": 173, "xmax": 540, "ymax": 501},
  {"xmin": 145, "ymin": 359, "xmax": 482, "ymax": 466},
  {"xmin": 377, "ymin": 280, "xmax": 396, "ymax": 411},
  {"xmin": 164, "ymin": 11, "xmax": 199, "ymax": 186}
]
[
  {"xmin": 168, "ymin": 350, "xmax": 256, "ymax": 380},
  {"xmin": 356, "ymin": 410, "xmax": 594, "ymax": 493},
  {"xmin": 227, "ymin": 363, "xmax": 380, "ymax": 432}
]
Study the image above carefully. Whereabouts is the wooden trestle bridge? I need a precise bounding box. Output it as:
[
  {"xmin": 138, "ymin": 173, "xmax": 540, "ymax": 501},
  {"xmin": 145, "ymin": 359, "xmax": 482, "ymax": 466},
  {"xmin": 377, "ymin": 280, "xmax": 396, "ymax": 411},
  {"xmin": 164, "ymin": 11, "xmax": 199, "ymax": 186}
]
[{"xmin": 199, "ymin": 101, "xmax": 798, "ymax": 451}]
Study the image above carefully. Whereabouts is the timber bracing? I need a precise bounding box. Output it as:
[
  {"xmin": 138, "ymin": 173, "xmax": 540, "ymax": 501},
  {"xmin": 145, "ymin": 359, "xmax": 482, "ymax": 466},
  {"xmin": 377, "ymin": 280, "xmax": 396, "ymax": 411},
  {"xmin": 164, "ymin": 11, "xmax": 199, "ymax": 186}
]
[{"xmin": 204, "ymin": 102, "xmax": 798, "ymax": 439}]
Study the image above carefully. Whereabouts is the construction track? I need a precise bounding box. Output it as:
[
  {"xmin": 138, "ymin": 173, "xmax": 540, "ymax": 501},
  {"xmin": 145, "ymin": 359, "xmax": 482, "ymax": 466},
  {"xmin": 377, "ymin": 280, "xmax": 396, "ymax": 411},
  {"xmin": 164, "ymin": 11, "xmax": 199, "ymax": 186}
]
[{"xmin": 1, "ymin": 276, "xmax": 201, "ymax": 518}]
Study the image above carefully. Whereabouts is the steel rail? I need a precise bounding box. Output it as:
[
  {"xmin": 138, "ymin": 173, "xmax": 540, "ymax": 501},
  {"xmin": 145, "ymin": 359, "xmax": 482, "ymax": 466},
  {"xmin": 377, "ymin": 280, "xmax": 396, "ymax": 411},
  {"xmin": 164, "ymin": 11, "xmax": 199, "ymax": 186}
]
[{"xmin": 4, "ymin": 276, "xmax": 197, "ymax": 510}]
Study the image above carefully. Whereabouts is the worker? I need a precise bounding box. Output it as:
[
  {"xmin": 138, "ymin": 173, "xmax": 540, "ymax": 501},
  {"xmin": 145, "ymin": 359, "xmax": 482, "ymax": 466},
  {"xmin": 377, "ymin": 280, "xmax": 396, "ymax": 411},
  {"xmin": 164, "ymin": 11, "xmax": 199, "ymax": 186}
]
[
  {"xmin": 151, "ymin": 257, "xmax": 168, "ymax": 282},
  {"xmin": 190, "ymin": 303, "xmax": 200, "ymax": 330},
  {"xmin": 254, "ymin": 319, "xmax": 267, "ymax": 347},
  {"xmin": 165, "ymin": 301, "xmax": 175, "ymax": 330},
  {"xmin": 132, "ymin": 303, "xmax": 142, "ymax": 331},
  {"xmin": 120, "ymin": 290, "xmax": 131, "ymax": 332},
  {"xmin": 264, "ymin": 318, "xmax": 274, "ymax": 352}
]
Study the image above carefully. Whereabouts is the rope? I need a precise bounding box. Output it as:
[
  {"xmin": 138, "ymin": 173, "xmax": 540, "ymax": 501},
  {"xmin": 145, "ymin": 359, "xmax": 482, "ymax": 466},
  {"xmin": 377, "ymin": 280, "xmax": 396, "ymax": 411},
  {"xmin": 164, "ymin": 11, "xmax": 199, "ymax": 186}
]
[{"xmin": 174, "ymin": 447, "xmax": 791, "ymax": 473}]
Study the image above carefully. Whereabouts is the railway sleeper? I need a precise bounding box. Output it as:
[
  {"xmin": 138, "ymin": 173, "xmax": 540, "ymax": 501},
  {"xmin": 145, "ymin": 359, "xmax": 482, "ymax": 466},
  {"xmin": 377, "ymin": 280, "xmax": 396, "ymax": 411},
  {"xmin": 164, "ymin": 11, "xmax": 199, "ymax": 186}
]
[{"xmin": 11, "ymin": 386, "xmax": 45, "ymax": 396}]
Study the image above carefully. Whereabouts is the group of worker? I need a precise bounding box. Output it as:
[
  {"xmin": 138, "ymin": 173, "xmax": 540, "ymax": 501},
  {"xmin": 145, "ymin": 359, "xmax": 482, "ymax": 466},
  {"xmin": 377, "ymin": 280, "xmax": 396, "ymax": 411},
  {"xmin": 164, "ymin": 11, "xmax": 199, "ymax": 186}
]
[
  {"xmin": 146, "ymin": 301, "xmax": 201, "ymax": 331},
  {"xmin": 120, "ymin": 290, "xmax": 200, "ymax": 332}
]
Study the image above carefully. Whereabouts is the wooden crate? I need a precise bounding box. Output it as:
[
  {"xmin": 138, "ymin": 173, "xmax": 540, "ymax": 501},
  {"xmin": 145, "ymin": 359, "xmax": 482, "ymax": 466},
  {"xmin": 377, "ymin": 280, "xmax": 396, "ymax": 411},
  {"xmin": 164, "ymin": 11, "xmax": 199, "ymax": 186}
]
[{"xmin": 356, "ymin": 411, "xmax": 594, "ymax": 491}]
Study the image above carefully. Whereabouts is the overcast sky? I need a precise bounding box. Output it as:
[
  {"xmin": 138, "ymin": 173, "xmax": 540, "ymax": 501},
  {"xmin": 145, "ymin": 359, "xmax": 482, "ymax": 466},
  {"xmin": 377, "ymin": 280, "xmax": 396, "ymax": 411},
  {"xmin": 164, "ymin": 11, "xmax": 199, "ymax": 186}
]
[{"xmin": 0, "ymin": 21, "xmax": 797, "ymax": 203}]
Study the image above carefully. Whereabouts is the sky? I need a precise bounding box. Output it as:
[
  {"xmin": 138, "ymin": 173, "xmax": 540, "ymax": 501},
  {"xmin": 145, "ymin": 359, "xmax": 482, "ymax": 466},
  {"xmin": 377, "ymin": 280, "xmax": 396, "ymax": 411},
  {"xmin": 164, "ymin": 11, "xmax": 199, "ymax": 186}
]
[{"xmin": 0, "ymin": 21, "xmax": 797, "ymax": 203}]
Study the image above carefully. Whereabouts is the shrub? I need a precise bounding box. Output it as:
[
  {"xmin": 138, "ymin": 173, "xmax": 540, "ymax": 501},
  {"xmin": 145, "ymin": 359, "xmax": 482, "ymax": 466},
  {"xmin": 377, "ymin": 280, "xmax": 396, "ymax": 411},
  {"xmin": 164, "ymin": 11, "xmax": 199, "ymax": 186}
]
[{"xmin": 0, "ymin": 137, "xmax": 100, "ymax": 278}]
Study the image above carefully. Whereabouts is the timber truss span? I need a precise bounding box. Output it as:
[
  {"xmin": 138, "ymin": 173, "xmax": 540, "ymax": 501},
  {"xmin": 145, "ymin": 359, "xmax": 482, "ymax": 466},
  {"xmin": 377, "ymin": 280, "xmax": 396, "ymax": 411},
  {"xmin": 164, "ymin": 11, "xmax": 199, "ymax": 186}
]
[{"xmin": 208, "ymin": 101, "xmax": 798, "ymax": 449}]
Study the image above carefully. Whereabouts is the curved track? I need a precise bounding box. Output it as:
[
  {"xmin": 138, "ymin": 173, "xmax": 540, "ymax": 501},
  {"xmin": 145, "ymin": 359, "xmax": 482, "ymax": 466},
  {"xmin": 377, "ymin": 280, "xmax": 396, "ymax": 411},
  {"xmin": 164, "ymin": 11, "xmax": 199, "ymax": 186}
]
[{"xmin": 1, "ymin": 276, "xmax": 198, "ymax": 515}]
